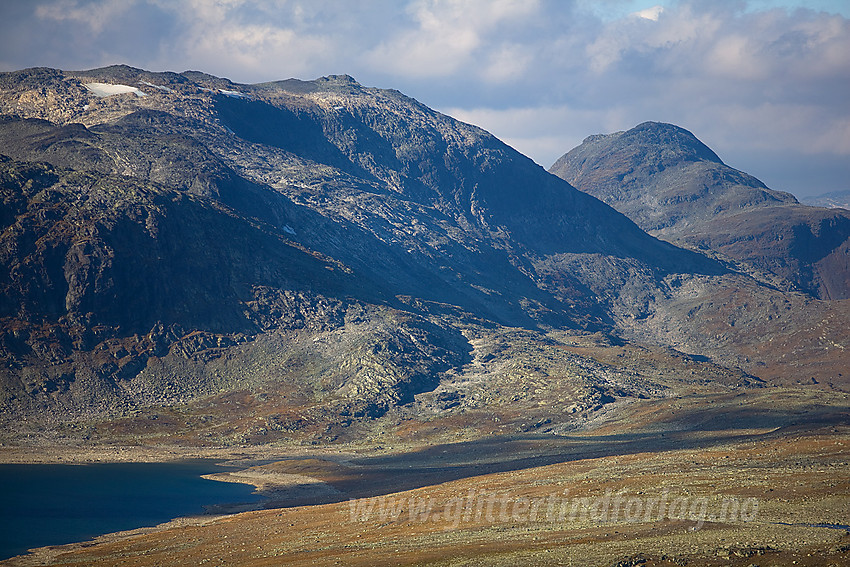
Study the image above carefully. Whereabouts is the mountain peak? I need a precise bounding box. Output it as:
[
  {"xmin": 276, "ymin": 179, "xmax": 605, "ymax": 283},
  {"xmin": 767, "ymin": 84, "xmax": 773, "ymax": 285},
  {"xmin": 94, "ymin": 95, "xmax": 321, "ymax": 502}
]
[
  {"xmin": 550, "ymin": 121, "xmax": 797, "ymax": 233},
  {"xmin": 549, "ymin": 121, "xmax": 850, "ymax": 300},
  {"xmin": 320, "ymin": 74, "xmax": 360, "ymax": 85},
  {"xmin": 559, "ymin": 122, "xmax": 724, "ymax": 175},
  {"xmin": 628, "ymin": 121, "xmax": 723, "ymax": 164}
]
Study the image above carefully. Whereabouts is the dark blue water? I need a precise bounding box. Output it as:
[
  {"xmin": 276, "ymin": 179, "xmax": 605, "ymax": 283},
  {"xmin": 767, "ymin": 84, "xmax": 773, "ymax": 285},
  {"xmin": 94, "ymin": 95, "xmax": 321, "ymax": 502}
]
[{"xmin": 0, "ymin": 461, "xmax": 262, "ymax": 560}]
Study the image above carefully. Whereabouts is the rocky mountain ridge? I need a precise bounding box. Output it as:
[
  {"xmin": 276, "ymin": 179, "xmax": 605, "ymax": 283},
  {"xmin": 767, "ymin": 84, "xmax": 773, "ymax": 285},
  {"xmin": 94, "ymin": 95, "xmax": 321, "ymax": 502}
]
[{"xmin": 550, "ymin": 122, "xmax": 799, "ymax": 232}]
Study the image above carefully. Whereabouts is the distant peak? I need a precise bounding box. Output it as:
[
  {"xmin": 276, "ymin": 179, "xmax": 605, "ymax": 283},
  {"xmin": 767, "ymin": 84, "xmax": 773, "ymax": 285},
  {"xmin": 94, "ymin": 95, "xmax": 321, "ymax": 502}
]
[
  {"xmin": 565, "ymin": 121, "xmax": 723, "ymax": 168},
  {"xmin": 630, "ymin": 121, "xmax": 697, "ymax": 138},
  {"xmin": 623, "ymin": 121, "xmax": 724, "ymax": 165},
  {"xmin": 313, "ymin": 74, "xmax": 363, "ymax": 90},
  {"xmin": 323, "ymin": 74, "xmax": 360, "ymax": 84},
  {"xmin": 581, "ymin": 132, "xmax": 620, "ymax": 145},
  {"xmin": 86, "ymin": 64, "xmax": 145, "ymax": 74},
  {"xmin": 72, "ymin": 64, "xmax": 147, "ymax": 81}
]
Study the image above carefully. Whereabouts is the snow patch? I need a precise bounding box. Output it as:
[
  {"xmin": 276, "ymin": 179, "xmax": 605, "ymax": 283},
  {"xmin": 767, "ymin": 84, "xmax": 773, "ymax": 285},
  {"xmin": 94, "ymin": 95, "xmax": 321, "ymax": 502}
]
[
  {"xmin": 84, "ymin": 82, "xmax": 147, "ymax": 98},
  {"xmin": 219, "ymin": 89, "xmax": 252, "ymax": 100},
  {"xmin": 139, "ymin": 80, "xmax": 173, "ymax": 93}
]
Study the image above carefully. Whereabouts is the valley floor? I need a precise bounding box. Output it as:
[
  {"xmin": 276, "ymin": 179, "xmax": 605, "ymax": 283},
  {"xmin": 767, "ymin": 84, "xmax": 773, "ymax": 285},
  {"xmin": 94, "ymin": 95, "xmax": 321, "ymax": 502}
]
[{"xmin": 2, "ymin": 389, "xmax": 848, "ymax": 567}]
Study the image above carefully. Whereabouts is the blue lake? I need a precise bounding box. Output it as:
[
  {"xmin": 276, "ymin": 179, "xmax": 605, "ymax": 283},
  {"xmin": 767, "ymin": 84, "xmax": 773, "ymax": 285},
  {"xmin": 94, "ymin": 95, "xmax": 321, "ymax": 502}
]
[{"xmin": 0, "ymin": 461, "xmax": 262, "ymax": 560}]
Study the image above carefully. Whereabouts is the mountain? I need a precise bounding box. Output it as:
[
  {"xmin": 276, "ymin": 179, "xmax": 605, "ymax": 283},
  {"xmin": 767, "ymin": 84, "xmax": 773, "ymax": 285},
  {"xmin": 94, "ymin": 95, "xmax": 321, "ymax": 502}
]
[
  {"xmin": 550, "ymin": 121, "xmax": 850, "ymax": 299},
  {"xmin": 549, "ymin": 122, "xmax": 798, "ymax": 233},
  {"xmin": 803, "ymin": 189, "xmax": 850, "ymax": 210},
  {"xmin": 0, "ymin": 69, "xmax": 720, "ymax": 327},
  {"xmin": 0, "ymin": 66, "xmax": 847, "ymax": 451}
]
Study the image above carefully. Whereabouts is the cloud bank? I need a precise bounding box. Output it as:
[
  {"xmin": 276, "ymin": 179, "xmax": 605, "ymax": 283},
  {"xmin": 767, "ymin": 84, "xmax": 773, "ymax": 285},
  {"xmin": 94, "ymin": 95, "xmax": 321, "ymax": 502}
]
[{"xmin": 0, "ymin": 0, "xmax": 848, "ymax": 196}]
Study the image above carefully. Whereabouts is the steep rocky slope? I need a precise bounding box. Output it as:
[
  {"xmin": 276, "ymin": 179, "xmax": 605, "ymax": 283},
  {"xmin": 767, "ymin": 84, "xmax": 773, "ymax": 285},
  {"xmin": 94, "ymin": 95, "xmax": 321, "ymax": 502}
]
[
  {"xmin": 550, "ymin": 121, "xmax": 850, "ymax": 299},
  {"xmin": 1, "ymin": 69, "xmax": 722, "ymax": 327},
  {"xmin": 0, "ymin": 154, "xmax": 475, "ymax": 429}
]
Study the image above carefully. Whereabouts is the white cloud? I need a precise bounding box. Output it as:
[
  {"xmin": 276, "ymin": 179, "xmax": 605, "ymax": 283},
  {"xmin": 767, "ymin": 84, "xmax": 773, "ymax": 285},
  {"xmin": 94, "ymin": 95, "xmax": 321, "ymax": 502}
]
[
  {"xmin": 365, "ymin": 0, "xmax": 541, "ymax": 80},
  {"xmin": 706, "ymin": 34, "xmax": 769, "ymax": 79},
  {"xmin": 692, "ymin": 102, "xmax": 850, "ymax": 155},
  {"xmin": 141, "ymin": 0, "xmax": 345, "ymax": 80},
  {"xmin": 180, "ymin": 23, "xmax": 331, "ymax": 78},
  {"xmin": 479, "ymin": 44, "xmax": 534, "ymax": 83},
  {"xmin": 634, "ymin": 5, "xmax": 664, "ymax": 21},
  {"xmin": 35, "ymin": 0, "xmax": 130, "ymax": 33}
]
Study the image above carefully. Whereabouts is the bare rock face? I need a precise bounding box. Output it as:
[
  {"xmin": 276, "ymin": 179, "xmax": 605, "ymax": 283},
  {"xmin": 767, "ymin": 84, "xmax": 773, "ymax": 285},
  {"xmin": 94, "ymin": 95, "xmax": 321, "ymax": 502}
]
[{"xmin": 550, "ymin": 121, "xmax": 850, "ymax": 299}]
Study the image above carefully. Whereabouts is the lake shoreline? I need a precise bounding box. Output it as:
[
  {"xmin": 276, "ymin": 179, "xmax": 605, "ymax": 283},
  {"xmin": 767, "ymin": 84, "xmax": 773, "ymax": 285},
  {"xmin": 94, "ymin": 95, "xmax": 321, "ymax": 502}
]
[
  {"xmin": 0, "ymin": 442, "xmax": 366, "ymax": 466},
  {"xmin": 0, "ymin": 443, "xmax": 366, "ymax": 565},
  {"xmin": 0, "ymin": 444, "xmax": 273, "ymax": 465},
  {"xmin": 0, "ymin": 455, "xmax": 300, "ymax": 565},
  {"xmin": 2, "ymin": 508, "xmax": 234, "ymax": 567}
]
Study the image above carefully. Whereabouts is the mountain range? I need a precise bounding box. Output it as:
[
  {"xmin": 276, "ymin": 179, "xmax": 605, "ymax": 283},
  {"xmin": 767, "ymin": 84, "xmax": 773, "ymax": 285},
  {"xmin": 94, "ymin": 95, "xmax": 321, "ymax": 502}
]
[
  {"xmin": 1, "ymin": 64, "xmax": 849, "ymax": 567},
  {"xmin": 0, "ymin": 65, "xmax": 847, "ymax": 448}
]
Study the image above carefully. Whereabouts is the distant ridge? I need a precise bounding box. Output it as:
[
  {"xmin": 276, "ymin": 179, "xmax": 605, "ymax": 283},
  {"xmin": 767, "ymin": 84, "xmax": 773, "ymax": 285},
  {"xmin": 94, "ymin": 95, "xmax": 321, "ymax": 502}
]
[
  {"xmin": 550, "ymin": 121, "xmax": 798, "ymax": 233},
  {"xmin": 803, "ymin": 189, "xmax": 850, "ymax": 210}
]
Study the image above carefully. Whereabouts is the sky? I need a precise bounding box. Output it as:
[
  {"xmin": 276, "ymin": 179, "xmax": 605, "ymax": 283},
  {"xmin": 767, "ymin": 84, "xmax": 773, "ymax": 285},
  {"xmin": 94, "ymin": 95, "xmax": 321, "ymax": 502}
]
[{"xmin": 0, "ymin": 0, "xmax": 848, "ymax": 198}]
